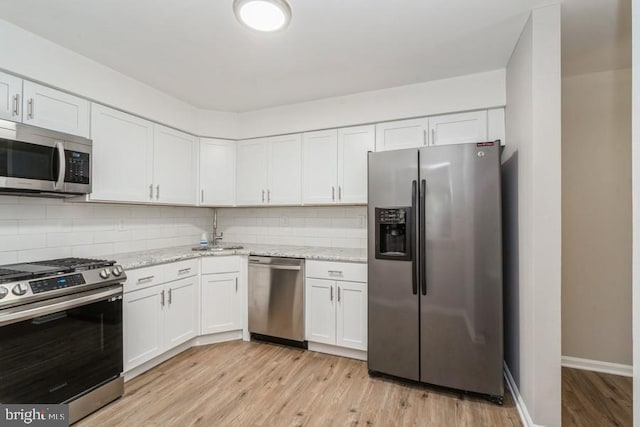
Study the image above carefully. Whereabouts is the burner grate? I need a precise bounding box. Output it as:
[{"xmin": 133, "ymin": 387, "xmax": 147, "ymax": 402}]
[
  {"xmin": 32, "ymin": 258, "xmax": 115, "ymax": 269},
  {"xmin": 0, "ymin": 268, "xmax": 22, "ymax": 277}
]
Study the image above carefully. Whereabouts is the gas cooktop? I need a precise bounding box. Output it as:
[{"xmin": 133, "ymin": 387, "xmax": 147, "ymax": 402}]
[{"xmin": 0, "ymin": 257, "xmax": 126, "ymax": 309}]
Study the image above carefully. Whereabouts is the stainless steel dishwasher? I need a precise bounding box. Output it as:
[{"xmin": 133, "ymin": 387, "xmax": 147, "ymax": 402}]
[{"xmin": 248, "ymin": 256, "xmax": 305, "ymax": 346}]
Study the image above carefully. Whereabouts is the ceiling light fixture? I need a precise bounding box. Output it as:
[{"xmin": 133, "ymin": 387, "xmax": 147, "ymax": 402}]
[{"xmin": 233, "ymin": 0, "xmax": 292, "ymax": 32}]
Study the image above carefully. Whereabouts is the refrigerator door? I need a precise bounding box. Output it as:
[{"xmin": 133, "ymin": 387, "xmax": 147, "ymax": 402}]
[
  {"xmin": 418, "ymin": 143, "xmax": 503, "ymax": 396},
  {"xmin": 367, "ymin": 149, "xmax": 420, "ymax": 381}
]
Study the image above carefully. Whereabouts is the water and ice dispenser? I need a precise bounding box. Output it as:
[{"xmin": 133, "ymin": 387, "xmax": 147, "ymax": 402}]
[{"xmin": 374, "ymin": 207, "xmax": 412, "ymax": 261}]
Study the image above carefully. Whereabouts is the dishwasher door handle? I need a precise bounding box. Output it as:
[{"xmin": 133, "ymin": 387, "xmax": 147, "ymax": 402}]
[{"xmin": 248, "ymin": 263, "xmax": 301, "ymax": 271}]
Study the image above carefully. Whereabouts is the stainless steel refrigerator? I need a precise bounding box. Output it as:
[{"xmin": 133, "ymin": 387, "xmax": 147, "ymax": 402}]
[{"xmin": 367, "ymin": 142, "xmax": 503, "ymax": 401}]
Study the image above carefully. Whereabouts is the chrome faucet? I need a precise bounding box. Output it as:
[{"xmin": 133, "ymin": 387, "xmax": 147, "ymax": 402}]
[{"xmin": 212, "ymin": 209, "xmax": 223, "ymax": 247}]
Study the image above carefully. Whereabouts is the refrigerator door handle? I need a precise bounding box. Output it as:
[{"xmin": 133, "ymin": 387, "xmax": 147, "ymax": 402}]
[
  {"xmin": 420, "ymin": 179, "xmax": 427, "ymax": 295},
  {"xmin": 411, "ymin": 180, "xmax": 418, "ymax": 295}
]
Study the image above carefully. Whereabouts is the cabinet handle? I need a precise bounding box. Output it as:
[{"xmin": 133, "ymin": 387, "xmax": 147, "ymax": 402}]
[
  {"xmin": 338, "ymin": 186, "xmax": 342, "ymax": 201},
  {"xmin": 12, "ymin": 94, "xmax": 19, "ymax": 117},
  {"xmin": 27, "ymin": 98, "xmax": 34, "ymax": 119},
  {"xmin": 328, "ymin": 270, "xmax": 343, "ymax": 276},
  {"xmin": 149, "ymin": 184, "xmax": 153, "ymax": 199},
  {"xmin": 168, "ymin": 288, "xmax": 172, "ymax": 305},
  {"xmin": 235, "ymin": 277, "xmax": 238, "ymax": 293},
  {"xmin": 137, "ymin": 275, "xmax": 155, "ymax": 283},
  {"xmin": 201, "ymin": 189, "xmax": 204, "ymax": 203},
  {"xmin": 330, "ymin": 286, "xmax": 333, "ymax": 301},
  {"xmin": 267, "ymin": 189, "xmax": 271, "ymax": 203},
  {"xmin": 338, "ymin": 286, "xmax": 341, "ymax": 302},
  {"xmin": 156, "ymin": 185, "xmax": 160, "ymax": 200},
  {"xmin": 332, "ymin": 186, "xmax": 335, "ymax": 201},
  {"xmin": 423, "ymin": 129, "xmax": 427, "ymax": 146},
  {"xmin": 432, "ymin": 129, "xmax": 436, "ymax": 145},
  {"xmin": 161, "ymin": 289, "xmax": 165, "ymax": 307},
  {"xmin": 178, "ymin": 268, "xmax": 191, "ymax": 274},
  {"xmin": 262, "ymin": 189, "xmax": 265, "ymax": 203}
]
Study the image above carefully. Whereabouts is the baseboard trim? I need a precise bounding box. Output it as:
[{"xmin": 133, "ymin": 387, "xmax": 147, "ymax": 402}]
[
  {"xmin": 503, "ymin": 362, "xmax": 538, "ymax": 427},
  {"xmin": 308, "ymin": 342, "xmax": 367, "ymax": 361},
  {"xmin": 561, "ymin": 356, "xmax": 633, "ymax": 377}
]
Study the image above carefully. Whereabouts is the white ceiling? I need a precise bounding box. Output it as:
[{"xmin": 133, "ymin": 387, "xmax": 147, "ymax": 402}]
[{"xmin": 0, "ymin": 0, "xmax": 629, "ymax": 112}]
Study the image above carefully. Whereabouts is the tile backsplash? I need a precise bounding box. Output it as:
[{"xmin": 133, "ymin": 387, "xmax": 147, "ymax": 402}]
[
  {"xmin": 217, "ymin": 206, "xmax": 367, "ymax": 249},
  {"xmin": 0, "ymin": 196, "xmax": 213, "ymax": 265}
]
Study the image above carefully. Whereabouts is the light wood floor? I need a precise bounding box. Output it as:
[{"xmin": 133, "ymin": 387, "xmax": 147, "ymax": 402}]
[
  {"xmin": 562, "ymin": 367, "xmax": 632, "ymax": 426},
  {"xmin": 78, "ymin": 341, "xmax": 521, "ymax": 426}
]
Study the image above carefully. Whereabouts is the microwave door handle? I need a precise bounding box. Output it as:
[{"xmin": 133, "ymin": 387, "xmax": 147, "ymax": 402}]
[{"xmin": 53, "ymin": 142, "xmax": 65, "ymax": 190}]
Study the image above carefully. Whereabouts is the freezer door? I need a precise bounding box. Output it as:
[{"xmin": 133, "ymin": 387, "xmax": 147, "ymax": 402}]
[
  {"xmin": 418, "ymin": 143, "xmax": 503, "ymax": 396},
  {"xmin": 367, "ymin": 149, "xmax": 420, "ymax": 381}
]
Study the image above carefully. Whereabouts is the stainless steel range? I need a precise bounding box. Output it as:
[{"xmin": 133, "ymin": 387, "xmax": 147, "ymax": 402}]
[{"xmin": 0, "ymin": 257, "xmax": 126, "ymax": 424}]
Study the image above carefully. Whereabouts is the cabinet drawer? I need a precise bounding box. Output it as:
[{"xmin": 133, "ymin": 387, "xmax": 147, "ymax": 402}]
[
  {"xmin": 306, "ymin": 261, "xmax": 367, "ymax": 283},
  {"xmin": 201, "ymin": 256, "xmax": 242, "ymax": 274},
  {"xmin": 124, "ymin": 264, "xmax": 166, "ymax": 293},
  {"xmin": 164, "ymin": 259, "xmax": 199, "ymax": 283}
]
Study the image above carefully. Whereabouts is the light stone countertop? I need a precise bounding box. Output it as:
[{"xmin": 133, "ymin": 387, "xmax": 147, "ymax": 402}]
[{"xmin": 110, "ymin": 243, "xmax": 368, "ymax": 270}]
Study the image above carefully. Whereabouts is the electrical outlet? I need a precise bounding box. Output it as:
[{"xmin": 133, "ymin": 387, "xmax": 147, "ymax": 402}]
[
  {"xmin": 358, "ymin": 215, "xmax": 366, "ymax": 227},
  {"xmin": 118, "ymin": 219, "xmax": 126, "ymax": 231},
  {"xmin": 280, "ymin": 216, "xmax": 289, "ymax": 226}
]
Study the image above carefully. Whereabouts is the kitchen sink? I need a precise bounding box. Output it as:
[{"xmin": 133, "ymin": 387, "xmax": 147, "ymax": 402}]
[{"xmin": 192, "ymin": 245, "xmax": 244, "ymax": 252}]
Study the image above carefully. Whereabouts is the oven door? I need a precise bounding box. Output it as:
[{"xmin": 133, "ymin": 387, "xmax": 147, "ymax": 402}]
[{"xmin": 0, "ymin": 285, "xmax": 123, "ymax": 404}]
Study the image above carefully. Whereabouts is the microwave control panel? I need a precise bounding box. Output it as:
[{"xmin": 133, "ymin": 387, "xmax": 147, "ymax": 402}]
[{"xmin": 64, "ymin": 150, "xmax": 90, "ymax": 184}]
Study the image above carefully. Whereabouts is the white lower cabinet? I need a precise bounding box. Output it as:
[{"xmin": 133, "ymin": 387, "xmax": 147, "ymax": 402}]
[
  {"xmin": 201, "ymin": 272, "xmax": 242, "ymax": 334},
  {"xmin": 305, "ymin": 261, "xmax": 367, "ymax": 352},
  {"xmin": 200, "ymin": 256, "xmax": 243, "ymax": 335},
  {"xmin": 124, "ymin": 266, "xmax": 198, "ymax": 372}
]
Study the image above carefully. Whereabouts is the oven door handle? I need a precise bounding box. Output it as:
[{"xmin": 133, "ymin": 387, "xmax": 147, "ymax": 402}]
[{"xmin": 0, "ymin": 286, "xmax": 122, "ymax": 327}]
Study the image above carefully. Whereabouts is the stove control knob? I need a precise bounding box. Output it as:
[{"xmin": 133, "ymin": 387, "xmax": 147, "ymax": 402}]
[
  {"xmin": 112, "ymin": 266, "xmax": 123, "ymax": 277},
  {"xmin": 12, "ymin": 283, "xmax": 28, "ymax": 296},
  {"xmin": 0, "ymin": 286, "xmax": 8, "ymax": 299},
  {"xmin": 99, "ymin": 268, "xmax": 111, "ymax": 279}
]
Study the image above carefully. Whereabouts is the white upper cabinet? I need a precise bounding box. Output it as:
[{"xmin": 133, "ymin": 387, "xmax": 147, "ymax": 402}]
[
  {"xmin": 267, "ymin": 134, "xmax": 302, "ymax": 205},
  {"xmin": 22, "ymin": 81, "xmax": 90, "ymax": 137},
  {"xmin": 487, "ymin": 108, "xmax": 506, "ymax": 145},
  {"xmin": 236, "ymin": 135, "xmax": 302, "ymax": 206},
  {"xmin": 90, "ymin": 104, "xmax": 154, "ymax": 203},
  {"xmin": 428, "ymin": 111, "xmax": 488, "ymax": 146},
  {"xmin": 236, "ymin": 138, "xmax": 269, "ymax": 205},
  {"xmin": 0, "ymin": 71, "xmax": 22, "ymax": 122},
  {"xmin": 152, "ymin": 125, "xmax": 198, "ymax": 205},
  {"xmin": 199, "ymin": 138, "xmax": 236, "ymax": 206},
  {"xmin": 302, "ymin": 129, "xmax": 338, "ymax": 204},
  {"xmin": 375, "ymin": 117, "xmax": 429, "ymax": 151},
  {"xmin": 337, "ymin": 125, "xmax": 374, "ymax": 204}
]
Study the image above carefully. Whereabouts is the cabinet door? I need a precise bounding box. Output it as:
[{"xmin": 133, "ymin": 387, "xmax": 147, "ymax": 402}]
[
  {"xmin": 267, "ymin": 134, "xmax": 301, "ymax": 205},
  {"xmin": 164, "ymin": 278, "xmax": 198, "ymax": 349},
  {"xmin": 124, "ymin": 286, "xmax": 163, "ymax": 371},
  {"xmin": 375, "ymin": 118, "xmax": 428, "ymax": 151},
  {"xmin": 336, "ymin": 281, "xmax": 367, "ymax": 351},
  {"xmin": 429, "ymin": 111, "xmax": 487, "ymax": 146},
  {"xmin": 305, "ymin": 278, "xmax": 336, "ymax": 345},
  {"xmin": 201, "ymin": 273, "xmax": 241, "ymax": 334},
  {"xmin": 0, "ymin": 71, "xmax": 22, "ymax": 122},
  {"xmin": 236, "ymin": 139, "xmax": 268, "ymax": 205},
  {"xmin": 90, "ymin": 104, "xmax": 155, "ymax": 203},
  {"xmin": 200, "ymin": 138, "xmax": 236, "ymax": 206},
  {"xmin": 152, "ymin": 125, "xmax": 198, "ymax": 205},
  {"xmin": 337, "ymin": 125, "xmax": 374, "ymax": 204},
  {"xmin": 302, "ymin": 130, "xmax": 338, "ymax": 204},
  {"xmin": 22, "ymin": 81, "xmax": 90, "ymax": 137}
]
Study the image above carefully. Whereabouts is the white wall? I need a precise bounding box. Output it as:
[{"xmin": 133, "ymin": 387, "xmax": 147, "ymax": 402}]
[
  {"xmin": 503, "ymin": 4, "xmax": 562, "ymax": 426},
  {"xmin": 0, "ymin": 18, "xmax": 238, "ymax": 138},
  {"xmin": 0, "ymin": 196, "xmax": 213, "ymax": 264},
  {"xmin": 562, "ymin": 69, "xmax": 632, "ymax": 366},
  {"xmin": 236, "ymin": 70, "xmax": 506, "ymax": 139},
  {"xmin": 217, "ymin": 206, "xmax": 367, "ymax": 249},
  {"xmin": 632, "ymin": 0, "xmax": 640, "ymax": 423}
]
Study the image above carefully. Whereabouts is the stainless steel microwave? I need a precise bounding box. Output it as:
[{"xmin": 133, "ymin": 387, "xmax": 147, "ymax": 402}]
[{"xmin": 0, "ymin": 119, "xmax": 92, "ymax": 197}]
